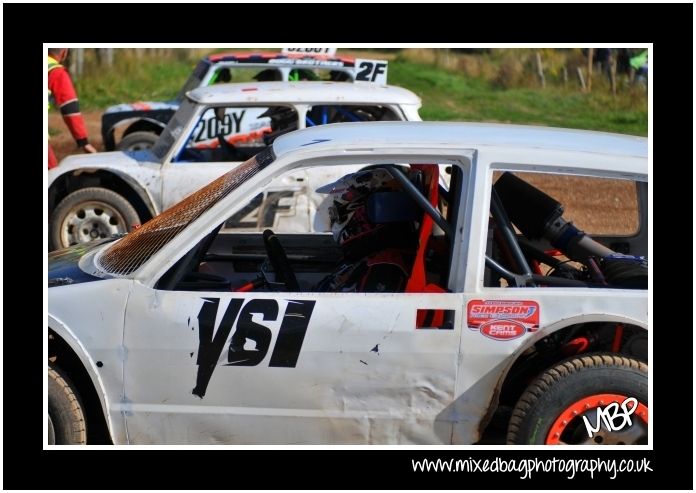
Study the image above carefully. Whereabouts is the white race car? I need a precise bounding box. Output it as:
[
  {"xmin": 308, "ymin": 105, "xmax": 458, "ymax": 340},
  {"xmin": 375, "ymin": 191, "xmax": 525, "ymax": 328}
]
[
  {"xmin": 48, "ymin": 121, "xmax": 648, "ymax": 445},
  {"xmin": 49, "ymin": 81, "xmax": 422, "ymax": 250},
  {"xmin": 100, "ymin": 49, "xmax": 389, "ymax": 151}
]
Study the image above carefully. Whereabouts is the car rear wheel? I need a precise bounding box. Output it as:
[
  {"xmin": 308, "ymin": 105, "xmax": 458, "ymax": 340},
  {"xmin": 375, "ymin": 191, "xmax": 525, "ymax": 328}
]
[
  {"xmin": 507, "ymin": 353, "xmax": 648, "ymax": 445},
  {"xmin": 50, "ymin": 187, "xmax": 140, "ymax": 249},
  {"xmin": 48, "ymin": 365, "xmax": 87, "ymax": 444},
  {"xmin": 116, "ymin": 131, "xmax": 159, "ymax": 151}
]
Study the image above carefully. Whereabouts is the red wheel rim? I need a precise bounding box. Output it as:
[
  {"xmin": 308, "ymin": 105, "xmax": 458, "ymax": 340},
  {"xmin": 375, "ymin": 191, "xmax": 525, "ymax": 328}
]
[{"xmin": 546, "ymin": 393, "xmax": 648, "ymax": 445}]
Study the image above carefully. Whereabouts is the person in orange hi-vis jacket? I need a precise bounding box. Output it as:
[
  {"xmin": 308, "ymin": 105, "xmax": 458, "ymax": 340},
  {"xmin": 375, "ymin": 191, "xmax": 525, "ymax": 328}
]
[{"xmin": 47, "ymin": 48, "xmax": 97, "ymax": 169}]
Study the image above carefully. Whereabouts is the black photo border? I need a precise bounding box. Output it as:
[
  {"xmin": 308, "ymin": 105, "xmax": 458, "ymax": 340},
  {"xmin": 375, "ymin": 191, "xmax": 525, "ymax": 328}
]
[{"xmin": 5, "ymin": 2, "xmax": 691, "ymax": 490}]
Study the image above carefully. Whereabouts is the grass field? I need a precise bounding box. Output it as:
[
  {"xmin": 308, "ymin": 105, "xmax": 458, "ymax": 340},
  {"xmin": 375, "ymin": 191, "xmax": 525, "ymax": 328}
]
[
  {"xmin": 388, "ymin": 61, "xmax": 647, "ymax": 135},
  {"xmin": 69, "ymin": 49, "xmax": 647, "ymax": 137}
]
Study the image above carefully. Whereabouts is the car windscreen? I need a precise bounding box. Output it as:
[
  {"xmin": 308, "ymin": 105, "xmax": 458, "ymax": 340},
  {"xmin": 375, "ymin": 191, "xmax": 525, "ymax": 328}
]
[
  {"xmin": 98, "ymin": 147, "xmax": 276, "ymax": 276},
  {"xmin": 176, "ymin": 59, "xmax": 210, "ymax": 101},
  {"xmin": 151, "ymin": 98, "xmax": 198, "ymax": 161}
]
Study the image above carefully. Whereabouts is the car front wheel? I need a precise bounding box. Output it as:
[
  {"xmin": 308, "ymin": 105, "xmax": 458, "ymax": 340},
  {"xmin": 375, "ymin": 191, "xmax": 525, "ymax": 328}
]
[
  {"xmin": 116, "ymin": 131, "xmax": 159, "ymax": 151},
  {"xmin": 50, "ymin": 187, "xmax": 140, "ymax": 249}
]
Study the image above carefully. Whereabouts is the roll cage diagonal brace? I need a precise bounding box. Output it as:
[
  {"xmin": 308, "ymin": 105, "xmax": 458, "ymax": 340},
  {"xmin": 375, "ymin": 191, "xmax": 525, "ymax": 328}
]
[
  {"xmin": 489, "ymin": 187, "xmax": 536, "ymax": 286},
  {"xmin": 485, "ymin": 180, "xmax": 608, "ymax": 289},
  {"xmin": 359, "ymin": 165, "xmax": 601, "ymax": 289},
  {"xmin": 384, "ymin": 164, "xmax": 453, "ymax": 238}
]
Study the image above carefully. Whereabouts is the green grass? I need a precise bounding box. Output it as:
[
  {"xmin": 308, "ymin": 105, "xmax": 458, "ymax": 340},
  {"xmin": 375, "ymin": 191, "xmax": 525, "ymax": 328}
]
[
  {"xmin": 71, "ymin": 53, "xmax": 647, "ymax": 136},
  {"xmin": 74, "ymin": 59, "xmax": 195, "ymax": 109},
  {"xmin": 388, "ymin": 61, "xmax": 647, "ymax": 136}
]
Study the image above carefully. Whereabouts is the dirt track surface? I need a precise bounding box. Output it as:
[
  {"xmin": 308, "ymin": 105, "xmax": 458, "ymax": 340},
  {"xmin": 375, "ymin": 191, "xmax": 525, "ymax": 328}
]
[
  {"xmin": 49, "ymin": 110, "xmax": 105, "ymax": 162},
  {"xmin": 48, "ymin": 111, "xmax": 638, "ymax": 233}
]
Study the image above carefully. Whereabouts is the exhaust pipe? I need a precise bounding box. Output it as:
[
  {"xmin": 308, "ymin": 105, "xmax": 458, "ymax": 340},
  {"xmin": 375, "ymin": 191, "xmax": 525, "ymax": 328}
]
[{"xmin": 494, "ymin": 172, "xmax": 613, "ymax": 261}]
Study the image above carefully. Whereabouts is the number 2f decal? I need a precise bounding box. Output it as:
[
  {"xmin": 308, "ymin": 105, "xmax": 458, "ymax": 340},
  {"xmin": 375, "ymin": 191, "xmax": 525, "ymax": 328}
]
[
  {"xmin": 192, "ymin": 297, "xmax": 316, "ymax": 398},
  {"xmin": 355, "ymin": 59, "xmax": 388, "ymax": 84}
]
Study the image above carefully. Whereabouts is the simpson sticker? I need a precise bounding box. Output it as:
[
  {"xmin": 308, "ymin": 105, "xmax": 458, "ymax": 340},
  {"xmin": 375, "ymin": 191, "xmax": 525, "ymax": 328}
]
[
  {"xmin": 467, "ymin": 300, "xmax": 539, "ymax": 333},
  {"xmin": 192, "ymin": 297, "xmax": 315, "ymax": 398},
  {"xmin": 479, "ymin": 319, "xmax": 527, "ymax": 341}
]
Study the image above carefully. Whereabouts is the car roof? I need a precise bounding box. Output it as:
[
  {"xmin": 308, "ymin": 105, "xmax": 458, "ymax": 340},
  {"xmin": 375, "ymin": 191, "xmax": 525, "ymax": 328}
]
[
  {"xmin": 206, "ymin": 51, "xmax": 355, "ymax": 66},
  {"xmin": 186, "ymin": 81, "xmax": 421, "ymax": 105},
  {"xmin": 272, "ymin": 121, "xmax": 648, "ymax": 165}
]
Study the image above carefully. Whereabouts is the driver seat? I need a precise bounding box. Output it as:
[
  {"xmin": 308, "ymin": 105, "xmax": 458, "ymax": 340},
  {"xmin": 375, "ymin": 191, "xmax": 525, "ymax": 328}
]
[{"xmin": 405, "ymin": 165, "xmax": 448, "ymax": 327}]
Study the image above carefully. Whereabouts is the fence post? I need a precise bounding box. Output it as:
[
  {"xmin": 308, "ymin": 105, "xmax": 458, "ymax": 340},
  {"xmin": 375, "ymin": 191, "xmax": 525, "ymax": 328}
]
[
  {"xmin": 609, "ymin": 52, "xmax": 617, "ymax": 95},
  {"xmin": 75, "ymin": 48, "xmax": 84, "ymax": 79},
  {"xmin": 69, "ymin": 49, "xmax": 77, "ymax": 74},
  {"xmin": 576, "ymin": 67, "xmax": 586, "ymax": 91},
  {"xmin": 562, "ymin": 66, "xmax": 568, "ymax": 86},
  {"xmin": 535, "ymin": 51, "xmax": 546, "ymax": 88},
  {"xmin": 586, "ymin": 48, "xmax": 593, "ymax": 92}
]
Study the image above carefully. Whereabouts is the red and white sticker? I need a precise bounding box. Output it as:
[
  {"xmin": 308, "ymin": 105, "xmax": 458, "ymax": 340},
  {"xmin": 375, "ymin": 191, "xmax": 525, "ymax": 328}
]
[
  {"xmin": 479, "ymin": 319, "xmax": 527, "ymax": 341},
  {"xmin": 467, "ymin": 300, "xmax": 539, "ymax": 337}
]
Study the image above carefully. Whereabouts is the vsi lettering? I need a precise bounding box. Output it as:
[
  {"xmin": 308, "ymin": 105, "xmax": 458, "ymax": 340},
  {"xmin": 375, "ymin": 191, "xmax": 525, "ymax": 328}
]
[
  {"xmin": 192, "ymin": 297, "xmax": 316, "ymax": 398},
  {"xmin": 582, "ymin": 397, "xmax": 638, "ymax": 438}
]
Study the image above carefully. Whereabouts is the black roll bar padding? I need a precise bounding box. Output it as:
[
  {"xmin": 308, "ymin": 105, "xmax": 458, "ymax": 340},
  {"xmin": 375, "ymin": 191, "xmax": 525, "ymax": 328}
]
[
  {"xmin": 384, "ymin": 164, "xmax": 452, "ymax": 238},
  {"xmin": 517, "ymin": 237, "xmax": 565, "ymax": 268},
  {"xmin": 159, "ymin": 242, "xmax": 202, "ymax": 291},
  {"xmin": 485, "ymin": 255, "xmax": 532, "ymax": 287},
  {"xmin": 489, "ymin": 188, "xmax": 535, "ymax": 281},
  {"xmin": 438, "ymin": 183, "xmax": 450, "ymax": 203}
]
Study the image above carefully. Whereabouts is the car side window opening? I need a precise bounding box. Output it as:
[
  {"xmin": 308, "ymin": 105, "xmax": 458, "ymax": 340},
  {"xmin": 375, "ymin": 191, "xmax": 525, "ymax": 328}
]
[
  {"xmin": 176, "ymin": 60, "xmax": 210, "ymax": 101},
  {"xmin": 287, "ymin": 68, "xmax": 354, "ymax": 82},
  {"xmin": 209, "ymin": 67, "xmax": 284, "ymax": 85},
  {"xmin": 209, "ymin": 67, "xmax": 232, "ymax": 84},
  {"xmin": 305, "ymin": 105, "xmax": 399, "ymax": 127},
  {"xmin": 174, "ymin": 105, "xmax": 290, "ymax": 163},
  {"xmin": 155, "ymin": 163, "xmax": 454, "ymax": 296},
  {"xmin": 484, "ymin": 170, "xmax": 647, "ymax": 290},
  {"xmin": 170, "ymin": 103, "xmax": 401, "ymax": 165},
  {"xmin": 260, "ymin": 104, "xmax": 401, "ymax": 147}
]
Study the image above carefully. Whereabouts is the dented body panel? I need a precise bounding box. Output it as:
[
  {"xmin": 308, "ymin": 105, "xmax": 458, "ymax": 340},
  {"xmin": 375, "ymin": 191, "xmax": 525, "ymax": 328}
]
[
  {"xmin": 48, "ymin": 279, "xmax": 133, "ymax": 444},
  {"xmin": 122, "ymin": 287, "xmax": 462, "ymax": 444}
]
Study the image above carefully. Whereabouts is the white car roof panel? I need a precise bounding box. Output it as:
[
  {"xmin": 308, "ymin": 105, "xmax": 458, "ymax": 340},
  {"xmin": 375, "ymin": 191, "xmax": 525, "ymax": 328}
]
[{"xmin": 187, "ymin": 81, "xmax": 421, "ymax": 106}]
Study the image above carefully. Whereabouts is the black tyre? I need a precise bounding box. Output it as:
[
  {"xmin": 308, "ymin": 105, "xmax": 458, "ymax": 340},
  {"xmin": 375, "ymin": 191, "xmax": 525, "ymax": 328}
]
[
  {"xmin": 507, "ymin": 353, "xmax": 648, "ymax": 445},
  {"xmin": 50, "ymin": 187, "xmax": 140, "ymax": 249},
  {"xmin": 48, "ymin": 365, "xmax": 87, "ymax": 444},
  {"xmin": 116, "ymin": 131, "xmax": 159, "ymax": 151}
]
